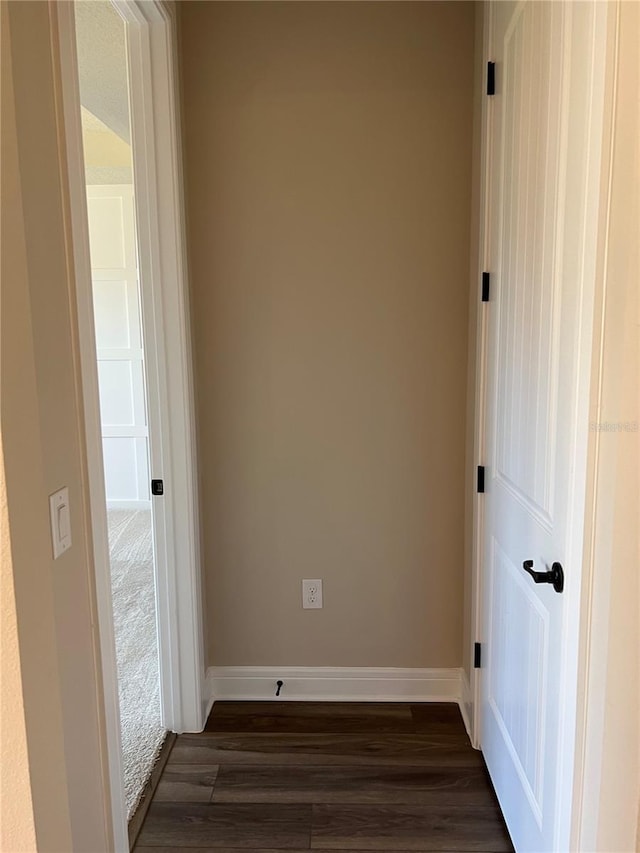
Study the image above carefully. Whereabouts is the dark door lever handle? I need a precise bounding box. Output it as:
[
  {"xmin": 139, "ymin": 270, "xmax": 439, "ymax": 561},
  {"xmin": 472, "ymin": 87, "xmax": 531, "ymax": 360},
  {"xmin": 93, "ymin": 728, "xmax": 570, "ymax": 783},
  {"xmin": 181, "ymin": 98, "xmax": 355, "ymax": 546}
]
[{"xmin": 522, "ymin": 560, "xmax": 564, "ymax": 593}]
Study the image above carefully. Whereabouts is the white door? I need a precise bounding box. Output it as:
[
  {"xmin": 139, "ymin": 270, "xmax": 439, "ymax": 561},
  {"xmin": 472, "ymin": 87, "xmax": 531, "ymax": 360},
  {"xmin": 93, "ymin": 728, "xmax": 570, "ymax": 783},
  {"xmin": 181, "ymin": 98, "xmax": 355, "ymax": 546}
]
[
  {"xmin": 481, "ymin": 3, "xmax": 607, "ymax": 850},
  {"xmin": 87, "ymin": 184, "xmax": 151, "ymax": 509}
]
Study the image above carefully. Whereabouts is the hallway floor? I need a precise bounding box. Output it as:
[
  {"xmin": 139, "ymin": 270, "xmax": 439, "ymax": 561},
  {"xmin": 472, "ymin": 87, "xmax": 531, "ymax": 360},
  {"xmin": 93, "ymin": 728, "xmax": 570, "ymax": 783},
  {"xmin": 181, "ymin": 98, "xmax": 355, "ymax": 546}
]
[{"xmin": 134, "ymin": 701, "xmax": 512, "ymax": 851}]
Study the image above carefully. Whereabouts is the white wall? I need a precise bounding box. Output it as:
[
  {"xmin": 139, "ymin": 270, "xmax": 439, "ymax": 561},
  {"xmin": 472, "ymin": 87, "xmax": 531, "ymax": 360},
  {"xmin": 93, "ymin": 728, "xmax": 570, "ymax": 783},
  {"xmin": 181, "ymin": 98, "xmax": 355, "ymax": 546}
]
[{"xmin": 86, "ymin": 184, "xmax": 151, "ymax": 510}]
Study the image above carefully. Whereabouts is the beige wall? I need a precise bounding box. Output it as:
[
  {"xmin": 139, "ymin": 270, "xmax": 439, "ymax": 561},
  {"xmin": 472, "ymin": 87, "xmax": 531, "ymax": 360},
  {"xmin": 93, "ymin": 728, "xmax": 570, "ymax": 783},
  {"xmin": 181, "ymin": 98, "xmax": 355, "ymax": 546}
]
[
  {"xmin": 82, "ymin": 116, "xmax": 131, "ymax": 169},
  {"xmin": 1, "ymin": 2, "xmax": 111, "ymax": 850},
  {"xmin": 180, "ymin": 2, "xmax": 475, "ymax": 668},
  {"xmin": 0, "ymin": 434, "xmax": 37, "ymax": 852},
  {"xmin": 81, "ymin": 107, "xmax": 133, "ymax": 185}
]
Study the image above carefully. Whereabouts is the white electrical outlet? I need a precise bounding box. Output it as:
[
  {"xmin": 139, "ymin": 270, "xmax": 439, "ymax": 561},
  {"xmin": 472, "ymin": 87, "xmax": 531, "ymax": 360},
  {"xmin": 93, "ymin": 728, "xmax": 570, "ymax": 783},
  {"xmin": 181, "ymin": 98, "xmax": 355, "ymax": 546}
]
[{"xmin": 302, "ymin": 579, "xmax": 323, "ymax": 609}]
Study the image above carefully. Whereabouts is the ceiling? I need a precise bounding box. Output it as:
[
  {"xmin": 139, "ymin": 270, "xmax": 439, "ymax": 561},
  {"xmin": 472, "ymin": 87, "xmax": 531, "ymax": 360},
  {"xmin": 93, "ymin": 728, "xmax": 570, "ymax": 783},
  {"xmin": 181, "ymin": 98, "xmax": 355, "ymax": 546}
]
[{"xmin": 75, "ymin": 0, "xmax": 130, "ymax": 143}]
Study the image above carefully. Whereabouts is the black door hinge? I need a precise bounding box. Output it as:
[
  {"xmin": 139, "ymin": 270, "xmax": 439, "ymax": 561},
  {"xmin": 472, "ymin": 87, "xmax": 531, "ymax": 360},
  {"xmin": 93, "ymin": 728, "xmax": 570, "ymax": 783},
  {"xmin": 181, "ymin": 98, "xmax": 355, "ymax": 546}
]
[
  {"xmin": 151, "ymin": 479, "xmax": 164, "ymax": 496},
  {"xmin": 481, "ymin": 271, "xmax": 490, "ymax": 302},
  {"xmin": 477, "ymin": 466, "xmax": 485, "ymax": 494},
  {"xmin": 474, "ymin": 642, "xmax": 482, "ymax": 669},
  {"xmin": 487, "ymin": 61, "xmax": 496, "ymax": 96}
]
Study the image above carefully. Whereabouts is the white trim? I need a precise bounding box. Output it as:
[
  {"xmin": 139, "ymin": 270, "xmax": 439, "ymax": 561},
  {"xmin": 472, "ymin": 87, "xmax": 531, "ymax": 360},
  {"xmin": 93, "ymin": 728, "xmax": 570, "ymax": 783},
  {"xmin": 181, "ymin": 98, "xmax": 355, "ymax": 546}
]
[
  {"xmin": 467, "ymin": 0, "xmax": 493, "ymax": 753},
  {"xmin": 56, "ymin": 6, "xmax": 129, "ymax": 851},
  {"xmin": 459, "ymin": 669, "xmax": 473, "ymax": 743},
  {"xmin": 58, "ymin": 1, "xmax": 204, "ymax": 848},
  {"xmin": 115, "ymin": 0, "xmax": 205, "ymax": 736},
  {"xmin": 206, "ymin": 667, "xmax": 463, "ymax": 704},
  {"xmin": 204, "ymin": 668, "xmax": 216, "ymax": 722},
  {"xmin": 570, "ymin": 3, "xmax": 624, "ymax": 848},
  {"xmin": 552, "ymin": 6, "xmax": 614, "ymax": 849}
]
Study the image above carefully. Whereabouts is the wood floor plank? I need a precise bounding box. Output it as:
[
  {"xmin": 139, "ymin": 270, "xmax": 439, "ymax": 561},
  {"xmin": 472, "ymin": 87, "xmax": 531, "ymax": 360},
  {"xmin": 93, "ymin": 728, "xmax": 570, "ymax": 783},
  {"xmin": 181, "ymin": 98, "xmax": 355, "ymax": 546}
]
[
  {"xmin": 410, "ymin": 705, "xmax": 466, "ymax": 730},
  {"xmin": 137, "ymin": 703, "xmax": 511, "ymax": 853},
  {"xmin": 136, "ymin": 848, "xmax": 501, "ymax": 853},
  {"xmin": 154, "ymin": 765, "xmax": 219, "ymax": 803},
  {"xmin": 212, "ymin": 765, "xmax": 495, "ymax": 806},
  {"xmin": 205, "ymin": 702, "xmax": 417, "ymax": 734},
  {"xmin": 311, "ymin": 804, "xmax": 513, "ymax": 851},
  {"xmin": 169, "ymin": 734, "xmax": 481, "ymax": 768},
  {"xmin": 136, "ymin": 802, "xmax": 311, "ymax": 848},
  {"xmin": 208, "ymin": 702, "xmax": 415, "ymax": 720},
  {"xmin": 209, "ymin": 700, "xmax": 416, "ymax": 720}
]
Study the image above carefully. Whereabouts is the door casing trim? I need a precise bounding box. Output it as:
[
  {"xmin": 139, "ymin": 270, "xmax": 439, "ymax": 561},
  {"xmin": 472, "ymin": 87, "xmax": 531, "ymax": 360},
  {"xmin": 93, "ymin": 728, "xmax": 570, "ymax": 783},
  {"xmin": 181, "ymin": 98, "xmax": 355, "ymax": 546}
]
[{"xmin": 57, "ymin": 2, "xmax": 205, "ymax": 849}]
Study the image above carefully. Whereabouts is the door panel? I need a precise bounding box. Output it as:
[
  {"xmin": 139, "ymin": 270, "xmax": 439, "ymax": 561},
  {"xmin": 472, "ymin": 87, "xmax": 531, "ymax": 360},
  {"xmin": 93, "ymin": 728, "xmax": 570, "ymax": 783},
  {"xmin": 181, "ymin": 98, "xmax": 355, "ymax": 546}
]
[
  {"xmin": 488, "ymin": 537, "xmax": 549, "ymax": 817},
  {"xmin": 481, "ymin": 2, "xmax": 606, "ymax": 850},
  {"xmin": 493, "ymin": 2, "xmax": 562, "ymax": 526},
  {"xmin": 483, "ymin": 6, "xmax": 563, "ymax": 848}
]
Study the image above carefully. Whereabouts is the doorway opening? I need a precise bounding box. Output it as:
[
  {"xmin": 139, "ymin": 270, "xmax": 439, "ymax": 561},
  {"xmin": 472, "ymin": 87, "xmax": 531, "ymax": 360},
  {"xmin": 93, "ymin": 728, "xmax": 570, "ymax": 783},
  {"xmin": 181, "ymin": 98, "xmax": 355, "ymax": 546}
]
[
  {"xmin": 74, "ymin": 1, "xmax": 164, "ymax": 819},
  {"xmin": 59, "ymin": 0, "xmax": 205, "ymax": 843}
]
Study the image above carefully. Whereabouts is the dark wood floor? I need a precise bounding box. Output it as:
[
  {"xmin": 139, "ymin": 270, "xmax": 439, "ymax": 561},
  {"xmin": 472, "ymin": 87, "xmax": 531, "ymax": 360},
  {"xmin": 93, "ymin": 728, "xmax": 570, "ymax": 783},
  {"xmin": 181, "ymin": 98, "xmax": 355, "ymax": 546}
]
[{"xmin": 134, "ymin": 701, "xmax": 513, "ymax": 852}]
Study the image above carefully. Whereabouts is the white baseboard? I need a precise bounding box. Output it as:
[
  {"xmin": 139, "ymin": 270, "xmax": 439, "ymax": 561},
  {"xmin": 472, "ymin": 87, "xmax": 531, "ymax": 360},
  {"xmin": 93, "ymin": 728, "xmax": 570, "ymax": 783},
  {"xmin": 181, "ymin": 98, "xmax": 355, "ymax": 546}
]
[
  {"xmin": 459, "ymin": 669, "xmax": 473, "ymax": 740},
  {"xmin": 203, "ymin": 667, "xmax": 216, "ymax": 723},
  {"xmin": 205, "ymin": 666, "xmax": 463, "ymax": 704}
]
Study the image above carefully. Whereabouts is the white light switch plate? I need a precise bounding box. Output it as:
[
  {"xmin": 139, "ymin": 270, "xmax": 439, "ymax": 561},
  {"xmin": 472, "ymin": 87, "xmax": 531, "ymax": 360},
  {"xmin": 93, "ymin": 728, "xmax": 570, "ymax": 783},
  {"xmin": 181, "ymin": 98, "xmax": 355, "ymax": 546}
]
[{"xmin": 49, "ymin": 487, "xmax": 71, "ymax": 559}]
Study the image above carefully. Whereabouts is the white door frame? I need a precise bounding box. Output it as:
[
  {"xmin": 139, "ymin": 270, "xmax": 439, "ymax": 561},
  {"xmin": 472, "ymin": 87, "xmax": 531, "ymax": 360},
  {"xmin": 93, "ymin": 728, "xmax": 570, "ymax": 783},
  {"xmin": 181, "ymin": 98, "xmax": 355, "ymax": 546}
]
[
  {"xmin": 468, "ymin": 0, "xmax": 622, "ymax": 847},
  {"xmin": 57, "ymin": 1, "xmax": 205, "ymax": 848}
]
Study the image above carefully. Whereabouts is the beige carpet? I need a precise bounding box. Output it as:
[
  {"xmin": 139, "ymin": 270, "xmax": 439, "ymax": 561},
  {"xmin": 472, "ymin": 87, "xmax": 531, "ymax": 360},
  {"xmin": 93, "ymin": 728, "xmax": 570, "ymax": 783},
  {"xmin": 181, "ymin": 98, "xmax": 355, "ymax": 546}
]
[{"xmin": 108, "ymin": 509, "xmax": 165, "ymax": 820}]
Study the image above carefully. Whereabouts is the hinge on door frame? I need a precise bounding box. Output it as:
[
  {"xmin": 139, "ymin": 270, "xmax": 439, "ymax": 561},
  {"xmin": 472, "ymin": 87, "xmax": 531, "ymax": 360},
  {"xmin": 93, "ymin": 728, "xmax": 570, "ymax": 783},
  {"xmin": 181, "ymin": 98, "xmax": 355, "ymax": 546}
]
[
  {"xmin": 477, "ymin": 465, "xmax": 485, "ymax": 494},
  {"xmin": 151, "ymin": 479, "xmax": 164, "ymax": 496},
  {"xmin": 474, "ymin": 642, "xmax": 482, "ymax": 669},
  {"xmin": 487, "ymin": 61, "xmax": 496, "ymax": 96},
  {"xmin": 481, "ymin": 271, "xmax": 490, "ymax": 303}
]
